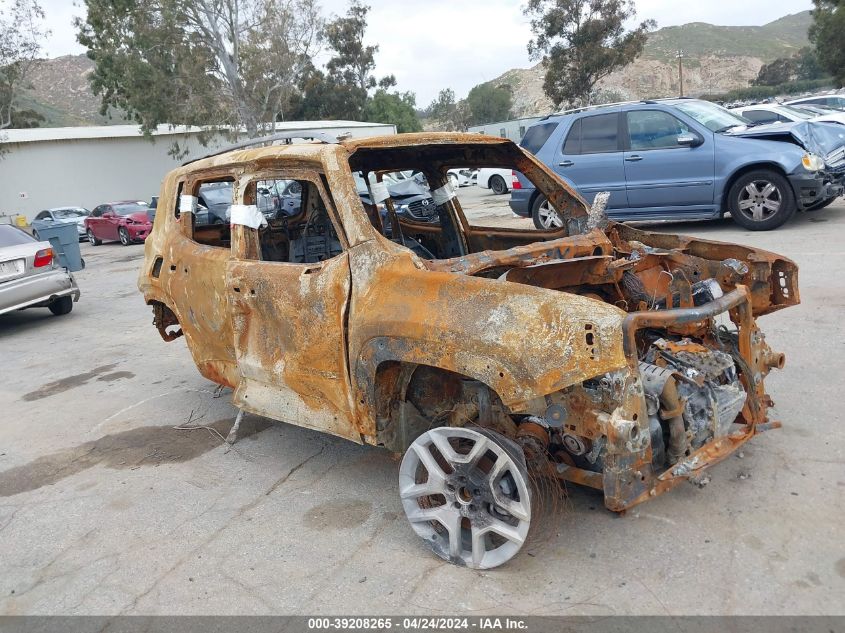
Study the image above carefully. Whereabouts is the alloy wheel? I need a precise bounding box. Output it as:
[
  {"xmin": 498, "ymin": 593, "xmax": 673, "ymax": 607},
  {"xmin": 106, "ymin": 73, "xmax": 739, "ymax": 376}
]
[
  {"xmin": 399, "ymin": 426, "xmax": 532, "ymax": 569},
  {"xmin": 737, "ymin": 180, "xmax": 782, "ymax": 222},
  {"xmin": 537, "ymin": 200, "xmax": 564, "ymax": 229}
]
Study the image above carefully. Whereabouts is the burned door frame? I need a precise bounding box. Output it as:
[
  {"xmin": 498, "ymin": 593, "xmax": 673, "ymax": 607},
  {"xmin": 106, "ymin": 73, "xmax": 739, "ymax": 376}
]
[
  {"xmin": 226, "ymin": 168, "xmax": 360, "ymax": 442},
  {"xmin": 158, "ymin": 169, "xmax": 240, "ymax": 388}
]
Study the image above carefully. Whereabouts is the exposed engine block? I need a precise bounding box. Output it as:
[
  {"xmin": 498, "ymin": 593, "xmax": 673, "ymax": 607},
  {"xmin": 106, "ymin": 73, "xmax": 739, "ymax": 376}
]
[{"xmin": 641, "ymin": 338, "xmax": 746, "ymax": 468}]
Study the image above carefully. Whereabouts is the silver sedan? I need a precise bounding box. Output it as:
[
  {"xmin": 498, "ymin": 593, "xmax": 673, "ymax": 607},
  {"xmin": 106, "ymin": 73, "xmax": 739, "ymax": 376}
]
[{"xmin": 0, "ymin": 224, "xmax": 81, "ymax": 317}]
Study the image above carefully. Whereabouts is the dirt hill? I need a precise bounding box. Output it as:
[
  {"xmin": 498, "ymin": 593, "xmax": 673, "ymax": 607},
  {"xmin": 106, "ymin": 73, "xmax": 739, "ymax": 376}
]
[
  {"xmin": 494, "ymin": 11, "xmax": 813, "ymax": 117},
  {"xmin": 16, "ymin": 54, "xmax": 128, "ymax": 126}
]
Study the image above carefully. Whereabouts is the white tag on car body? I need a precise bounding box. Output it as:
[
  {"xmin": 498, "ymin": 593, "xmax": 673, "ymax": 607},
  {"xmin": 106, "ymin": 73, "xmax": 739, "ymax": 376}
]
[
  {"xmin": 431, "ymin": 183, "xmax": 456, "ymax": 206},
  {"xmin": 179, "ymin": 195, "xmax": 198, "ymax": 213},
  {"xmin": 229, "ymin": 204, "xmax": 267, "ymax": 229},
  {"xmin": 370, "ymin": 181, "xmax": 390, "ymax": 204}
]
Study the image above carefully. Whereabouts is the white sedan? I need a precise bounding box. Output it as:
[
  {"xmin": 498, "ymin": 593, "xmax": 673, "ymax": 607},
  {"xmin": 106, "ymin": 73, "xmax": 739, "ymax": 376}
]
[
  {"xmin": 447, "ymin": 168, "xmax": 477, "ymax": 188},
  {"xmin": 730, "ymin": 103, "xmax": 845, "ymax": 127},
  {"xmin": 477, "ymin": 168, "xmax": 514, "ymax": 195}
]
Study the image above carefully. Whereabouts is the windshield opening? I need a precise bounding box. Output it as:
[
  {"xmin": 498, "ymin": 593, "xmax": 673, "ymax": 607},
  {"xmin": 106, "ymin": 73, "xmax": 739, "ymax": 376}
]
[
  {"xmin": 675, "ymin": 101, "xmax": 750, "ymax": 132},
  {"xmin": 347, "ymin": 142, "xmax": 587, "ymax": 263}
]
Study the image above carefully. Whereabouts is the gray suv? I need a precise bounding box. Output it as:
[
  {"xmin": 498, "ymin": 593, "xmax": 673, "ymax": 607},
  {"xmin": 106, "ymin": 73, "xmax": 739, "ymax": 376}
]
[{"xmin": 510, "ymin": 99, "xmax": 845, "ymax": 231}]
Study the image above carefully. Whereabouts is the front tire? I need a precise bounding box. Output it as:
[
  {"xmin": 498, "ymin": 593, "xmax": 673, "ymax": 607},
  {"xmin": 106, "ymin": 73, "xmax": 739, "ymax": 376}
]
[
  {"xmin": 489, "ymin": 174, "xmax": 508, "ymax": 195},
  {"xmin": 118, "ymin": 227, "xmax": 131, "ymax": 246},
  {"xmin": 531, "ymin": 195, "xmax": 564, "ymax": 230},
  {"xmin": 48, "ymin": 296, "xmax": 73, "ymax": 316},
  {"xmin": 728, "ymin": 170, "xmax": 795, "ymax": 231},
  {"xmin": 87, "ymin": 229, "xmax": 101, "ymax": 246},
  {"xmin": 32, "ymin": 230, "xmax": 40, "ymax": 241}
]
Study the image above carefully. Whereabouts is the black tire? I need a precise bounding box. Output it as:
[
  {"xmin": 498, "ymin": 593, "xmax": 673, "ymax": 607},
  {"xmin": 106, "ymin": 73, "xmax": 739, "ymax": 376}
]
[
  {"xmin": 87, "ymin": 229, "xmax": 101, "ymax": 246},
  {"xmin": 118, "ymin": 227, "xmax": 131, "ymax": 246},
  {"xmin": 531, "ymin": 194, "xmax": 564, "ymax": 230},
  {"xmin": 32, "ymin": 230, "xmax": 40, "ymax": 241},
  {"xmin": 48, "ymin": 296, "xmax": 73, "ymax": 316},
  {"xmin": 728, "ymin": 170, "xmax": 796, "ymax": 231},
  {"xmin": 489, "ymin": 174, "xmax": 508, "ymax": 195},
  {"xmin": 805, "ymin": 195, "xmax": 838, "ymax": 212}
]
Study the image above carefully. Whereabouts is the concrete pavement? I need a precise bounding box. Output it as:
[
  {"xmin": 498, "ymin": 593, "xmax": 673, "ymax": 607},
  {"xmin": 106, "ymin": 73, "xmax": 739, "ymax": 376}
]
[{"xmin": 0, "ymin": 192, "xmax": 843, "ymax": 615}]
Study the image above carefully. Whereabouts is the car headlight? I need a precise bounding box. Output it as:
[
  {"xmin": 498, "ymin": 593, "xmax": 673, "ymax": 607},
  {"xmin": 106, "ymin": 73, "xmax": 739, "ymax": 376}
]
[
  {"xmin": 802, "ymin": 153, "xmax": 825, "ymax": 172},
  {"xmin": 395, "ymin": 204, "xmax": 409, "ymax": 213}
]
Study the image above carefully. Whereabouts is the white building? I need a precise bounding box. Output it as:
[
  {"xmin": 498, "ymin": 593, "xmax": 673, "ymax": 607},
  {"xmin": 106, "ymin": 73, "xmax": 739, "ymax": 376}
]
[
  {"xmin": 468, "ymin": 116, "xmax": 542, "ymax": 144},
  {"xmin": 0, "ymin": 120, "xmax": 396, "ymax": 221}
]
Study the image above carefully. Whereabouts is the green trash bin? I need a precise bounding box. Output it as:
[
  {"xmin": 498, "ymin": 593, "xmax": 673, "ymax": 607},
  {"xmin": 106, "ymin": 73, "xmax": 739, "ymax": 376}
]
[{"xmin": 30, "ymin": 221, "xmax": 85, "ymax": 272}]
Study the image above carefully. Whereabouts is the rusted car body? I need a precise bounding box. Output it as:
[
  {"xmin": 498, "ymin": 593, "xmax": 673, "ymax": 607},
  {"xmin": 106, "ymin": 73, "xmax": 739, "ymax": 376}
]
[{"xmin": 138, "ymin": 132, "xmax": 798, "ymax": 567}]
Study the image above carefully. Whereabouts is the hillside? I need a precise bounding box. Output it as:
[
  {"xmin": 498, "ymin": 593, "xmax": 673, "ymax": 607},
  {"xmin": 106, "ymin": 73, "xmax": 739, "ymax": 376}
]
[
  {"xmin": 643, "ymin": 11, "xmax": 811, "ymax": 62},
  {"xmin": 11, "ymin": 12, "xmax": 813, "ymax": 127},
  {"xmin": 491, "ymin": 11, "xmax": 813, "ymax": 118},
  {"xmin": 16, "ymin": 54, "xmax": 128, "ymax": 126}
]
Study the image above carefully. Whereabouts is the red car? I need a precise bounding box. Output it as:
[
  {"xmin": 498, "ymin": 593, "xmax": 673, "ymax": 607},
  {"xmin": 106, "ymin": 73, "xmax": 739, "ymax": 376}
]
[{"xmin": 84, "ymin": 201, "xmax": 153, "ymax": 246}]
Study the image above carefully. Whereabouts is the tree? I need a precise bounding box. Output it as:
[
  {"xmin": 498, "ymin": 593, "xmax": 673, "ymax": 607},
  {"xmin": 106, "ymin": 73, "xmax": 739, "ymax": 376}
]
[
  {"xmin": 465, "ymin": 83, "xmax": 512, "ymax": 125},
  {"xmin": 364, "ymin": 89, "xmax": 421, "ymax": 132},
  {"xmin": 76, "ymin": 0, "xmax": 322, "ymax": 138},
  {"xmin": 10, "ymin": 107, "xmax": 44, "ymax": 127},
  {"xmin": 796, "ymin": 47, "xmax": 826, "ymax": 81},
  {"xmin": 321, "ymin": 0, "xmax": 394, "ymax": 120},
  {"xmin": 0, "ymin": 0, "xmax": 48, "ymax": 130},
  {"xmin": 810, "ymin": 0, "xmax": 845, "ymax": 86},
  {"xmin": 525, "ymin": 0, "xmax": 655, "ymax": 108},
  {"xmin": 753, "ymin": 48, "xmax": 826, "ymax": 87},
  {"xmin": 753, "ymin": 57, "xmax": 798, "ymax": 86},
  {"xmin": 427, "ymin": 88, "xmax": 470, "ymax": 131}
]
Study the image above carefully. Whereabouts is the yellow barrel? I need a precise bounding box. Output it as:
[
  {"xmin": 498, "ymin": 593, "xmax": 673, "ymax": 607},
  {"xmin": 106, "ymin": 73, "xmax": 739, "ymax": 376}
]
[{"xmin": 14, "ymin": 214, "xmax": 28, "ymax": 227}]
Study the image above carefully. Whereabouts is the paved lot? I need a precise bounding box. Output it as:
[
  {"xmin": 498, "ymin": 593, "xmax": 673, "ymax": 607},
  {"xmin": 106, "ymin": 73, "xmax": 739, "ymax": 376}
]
[{"xmin": 1, "ymin": 190, "xmax": 843, "ymax": 615}]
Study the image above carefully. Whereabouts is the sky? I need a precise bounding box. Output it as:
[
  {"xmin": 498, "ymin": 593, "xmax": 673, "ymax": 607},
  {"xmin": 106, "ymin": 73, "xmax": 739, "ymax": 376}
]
[{"xmin": 40, "ymin": 0, "xmax": 813, "ymax": 106}]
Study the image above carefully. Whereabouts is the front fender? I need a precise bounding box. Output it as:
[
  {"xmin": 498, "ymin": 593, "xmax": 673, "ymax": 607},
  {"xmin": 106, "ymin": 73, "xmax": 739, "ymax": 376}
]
[
  {"xmin": 348, "ymin": 240, "xmax": 627, "ymax": 415},
  {"xmin": 714, "ymin": 136, "xmax": 804, "ymax": 201}
]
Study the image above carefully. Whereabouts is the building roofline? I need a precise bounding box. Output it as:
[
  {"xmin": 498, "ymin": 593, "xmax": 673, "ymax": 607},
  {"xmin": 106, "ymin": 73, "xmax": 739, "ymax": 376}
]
[
  {"xmin": 467, "ymin": 116, "xmax": 544, "ymax": 129},
  {"xmin": 0, "ymin": 120, "xmax": 394, "ymax": 145}
]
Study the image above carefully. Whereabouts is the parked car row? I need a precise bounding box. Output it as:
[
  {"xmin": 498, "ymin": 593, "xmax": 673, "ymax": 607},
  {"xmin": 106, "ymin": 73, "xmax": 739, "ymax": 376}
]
[{"xmin": 509, "ymin": 98, "xmax": 844, "ymax": 231}]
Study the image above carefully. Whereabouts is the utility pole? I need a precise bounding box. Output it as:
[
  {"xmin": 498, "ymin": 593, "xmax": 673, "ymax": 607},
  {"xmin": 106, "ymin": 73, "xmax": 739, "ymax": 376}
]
[{"xmin": 677, "ymin": 50, "xmax": 685, "ymax": 97}]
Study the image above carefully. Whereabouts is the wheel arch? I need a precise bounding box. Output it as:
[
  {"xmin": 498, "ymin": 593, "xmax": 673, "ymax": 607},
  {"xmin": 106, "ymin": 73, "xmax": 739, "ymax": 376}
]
[
  {"xmin": 720, "ymin": 162, "xmax": 791, "ymax": 215},
  {"xmin": 367, "ymin": 357, "xmax": 514, "ymax": 453},
  {"xmin": 357, "ymin": 337, "xmax": 517, "ymax": 411},
  {"xmin": 144, "ymin": 296, "xmax": 185, "ymax": 342}
]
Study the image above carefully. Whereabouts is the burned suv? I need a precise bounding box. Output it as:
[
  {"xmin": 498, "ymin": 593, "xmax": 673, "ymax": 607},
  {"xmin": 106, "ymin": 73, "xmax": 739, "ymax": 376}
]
[{"xmin": 138, "ymin": 132, "xmax": 798, "ymax": 569}]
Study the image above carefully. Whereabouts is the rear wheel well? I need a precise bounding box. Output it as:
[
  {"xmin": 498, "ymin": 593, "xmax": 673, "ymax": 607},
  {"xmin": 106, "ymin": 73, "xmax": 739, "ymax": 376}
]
[
  {"xmin": 147, "ymin": 299, "xmax": 183, "ymax": 341},
  {"xmin": 721, "ymin": 163, "xmax": 790, "ymax": 215}
]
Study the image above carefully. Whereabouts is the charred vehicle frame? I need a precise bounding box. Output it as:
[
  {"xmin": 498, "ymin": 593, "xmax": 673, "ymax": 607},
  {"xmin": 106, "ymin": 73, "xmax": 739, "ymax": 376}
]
[{"xmin": 138, "ymin": 132, "xmax": 798, "ymax": 569}]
